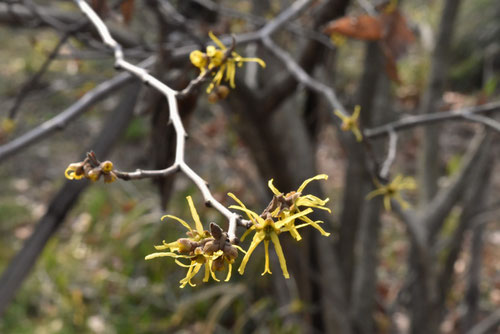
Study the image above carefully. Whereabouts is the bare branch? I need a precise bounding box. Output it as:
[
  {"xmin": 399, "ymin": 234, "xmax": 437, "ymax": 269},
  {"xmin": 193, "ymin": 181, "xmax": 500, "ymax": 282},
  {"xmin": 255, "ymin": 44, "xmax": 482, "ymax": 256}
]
[
  {"xmin": 8, "ymin": 33, "xmax": 71, "ymax": 119},
  {"xmin": 72, "ymin": 0, "xmax": 249, "ymax": 243},
  {"xmin": 466, "ymin": 309, "xmax": 500, "ymax": 334},
  {"xmin": 462, "ymin": 113, "xmax": 500, "ymax": 133},
  {"xmin": 261, "ymin": 36, "xmax": 346, "ymax": 114},
  {"xmin": 0, "ymin": 69, "xmax": 140, "ymax": 162},
  {"xmin": 364, "ymin": 101, "xmax": 500, "ymax": 139},
  {"xmin": 424, "ymin": 130, "xmax": 491, "ymax": 242},
  {"xmin": 379, "ymin": 128, "xmax": 397, "ymax": 179}
]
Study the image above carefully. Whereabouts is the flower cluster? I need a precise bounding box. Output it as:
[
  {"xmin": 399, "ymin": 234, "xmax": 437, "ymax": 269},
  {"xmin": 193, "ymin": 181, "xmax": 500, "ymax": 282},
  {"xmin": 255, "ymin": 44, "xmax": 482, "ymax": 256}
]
[
  {"xmin": 146, "ymin": 175, "xmax": 332, "ymax": 286},
  {"xmin": 366, "ymin": 174, "xmax": 416, "ymax": 211},
  {"xmin": 334, "ymin": 105, "xmax": 363, "ymax": 142},
  {"xmin": 229, "ymin": 174, "xmax": 331, "ymax": 278},
  {"xmin": 190, "ymin": 32, "xmax": 266, "ymax": 94},
  {"xmin": 64, "ymin": 151, "xmax": 117, "ymax": 183},
  {"xmin": 146, "ymin": 196, "xmax": 241, "ymax": 288}
]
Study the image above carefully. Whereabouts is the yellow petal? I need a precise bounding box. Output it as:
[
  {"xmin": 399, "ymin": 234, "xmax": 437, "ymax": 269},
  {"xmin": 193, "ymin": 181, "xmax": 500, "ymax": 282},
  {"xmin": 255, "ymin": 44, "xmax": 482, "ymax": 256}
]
[
  {"xmin": 366, "ymin": 188, "xmax": 387, "ymax": 200},
  {"xmin": 390, "ymin": 174, "xmax": 404, "ymax": 187},
  {"xmin": 228, "ymin": 204, "xmax": 262, "ymax": 226},
  {"xmin": 203, "ymin": 261, "xmax": 210, "ymax": 282},
  {"xmin": 225, "ymin": 263, "xmax": 232, "ymax": 282},
  {"xmin": 210, "ymin": 260, "xmax": 221, "ymax": 282},
  {"xmin": 240, "ymin": 225, "xmax": 256, "ymax": 242},
  {"xmin": 64, "ymin": 166, "xmax": 77, "ymax": 180},
  {"xmin": 268, "ymin": 179, "xmax": 282, "ymax": 196},
  {"xmin": 161, "ymin": 214, "xmax": 192, "ymax": 232},
  {"xmin": 208, "ymin": 31, "xmax": 226, "ymax": 50},
  {"xmin": 145, "ymin": 252, "xmax": 182, "ymax": 260},
  {"xmin": 270, "ymin": 232, "xmax": 289, "ymax": 279},
  {"xmin": 241, "ymin": 57, "xmax": 266, "ymax": 68},
  {"xmin": 297, "ymin": 215, "xmax": 331, "ymax": 236},
  {"xmin": 175, "ymin": 259, "xmax": 193, "ymax": 267},
  {"xmin": 352, "ymin": 127, "xmax": 363, "ymax": 142},
  {"xmin": 186, "ymin": 196, "xmax": 204, "ymax": 234},
  {"xmin": 238, "ymin": 232, "xmax": 265, "ymax": 275},
  {"xmin": 261, "ymin": 240, "xmax": 272, "ymax": 275},
  {"xmin": 384, "ymin": 195, "xmax": 392, "ymax": 212},
  {"xmin": 226, "ymin": 62, "xmax": 236, "ymax": 88},
  {"xmin": 297, "ymin": 174, "xmax": 328, "ymax": 193},
  {"xmin": 334, "ymin": 110, "xmax": 348, "ymax": 122},
  {"xmin": 275, "ymin": 208, "xmax": 313, "ymax": 229},
  {"xmin": 352, "ymin": 105, "xmax": 361, "ymax": 119}
]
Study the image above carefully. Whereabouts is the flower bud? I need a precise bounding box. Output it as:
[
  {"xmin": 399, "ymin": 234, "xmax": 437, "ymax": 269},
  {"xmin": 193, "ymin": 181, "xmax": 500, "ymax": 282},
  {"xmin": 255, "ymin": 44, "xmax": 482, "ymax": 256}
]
[{"xmin": 212, "ymin": 256, "xmax": 225, "ymax": 271}]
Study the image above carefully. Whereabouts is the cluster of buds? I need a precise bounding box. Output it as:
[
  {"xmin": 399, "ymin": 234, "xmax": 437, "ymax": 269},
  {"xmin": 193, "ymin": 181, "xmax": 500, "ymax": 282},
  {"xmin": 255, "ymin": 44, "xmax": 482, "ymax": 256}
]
[
  {"xmin": 189, "ymin": 32, "xmax": 266, "ymax": 95},
  {"xmin": 64, "ymin": 151, "xmax": 117, "ymax": 183}
]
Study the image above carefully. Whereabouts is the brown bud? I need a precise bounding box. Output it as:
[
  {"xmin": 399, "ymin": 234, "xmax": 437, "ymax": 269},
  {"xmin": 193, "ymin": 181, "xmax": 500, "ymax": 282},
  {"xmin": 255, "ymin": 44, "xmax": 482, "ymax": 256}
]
[
  {"xmin": 210, "ymin": 222, "xmax": 223, "ymax": 240},
  {"xmin": 207, "ymin": 92, "xmax": 219, "ymax": 104},
  {"xmin": 223, "ymin": 244, "xmax": 238, "ymax": 262},
  {"xmin": 211, "ymin": 256, "xmax": 225, "ymax": 271},
  {"xmin": 216, "ymin": 85, "xmax": 230, "ymax": 100},
  {"xmin": 178, "ymin": 238, "xmax": 196, "ymax": 253},
  {"xmin": 202, "ymin": 240, "xmax": 220, "ymax": 255}
]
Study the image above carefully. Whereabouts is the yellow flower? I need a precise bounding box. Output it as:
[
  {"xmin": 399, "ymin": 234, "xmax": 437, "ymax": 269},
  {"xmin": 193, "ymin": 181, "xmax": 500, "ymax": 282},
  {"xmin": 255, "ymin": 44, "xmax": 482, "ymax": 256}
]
[
  {"xmin": 267, "ymin": 174, "xmax": 331, "ymax": 241},
  {"xmin": 189, "ymin": 50, "xmax": 207, "ymax": 73},
  {"xmin": 228, "ymin": 193, "xmax": 314, "ymax": 279},
  {"xmin": 145, "ymin": 196, "xmax": 239, "ymax": 287},
  {"xmin": 64, "ymin": 159, "xmax": 117, "ymax": 183},
  {"xmin": 334, "ymin": 105, "xmax": 363, "ymax": 142},
  {"xmin": 189, "ymin": 31, "xmax": 266, "ymax": 94},
  {"xmin": 64, "ymin": 162, "xmax": 86, "ymax": 180},
  {"xmin": 366, "ymin": 174, "xmax": 416, "ymax": 211}
]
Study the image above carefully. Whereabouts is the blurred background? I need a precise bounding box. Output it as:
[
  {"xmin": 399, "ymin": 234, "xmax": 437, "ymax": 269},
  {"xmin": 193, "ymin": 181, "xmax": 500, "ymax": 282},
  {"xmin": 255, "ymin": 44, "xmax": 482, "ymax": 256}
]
[{"xmin": 0, "ymin": 0, "xmax": 499, "ymax": 333}]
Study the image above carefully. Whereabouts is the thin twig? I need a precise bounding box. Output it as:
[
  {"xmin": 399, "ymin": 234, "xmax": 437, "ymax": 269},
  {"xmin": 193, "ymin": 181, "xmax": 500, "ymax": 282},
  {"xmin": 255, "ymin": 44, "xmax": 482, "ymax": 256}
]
[
  {"xmin": 8, "ymin": 33, "xmax": 71, "ymax": 119},
  {"xmin": 0, "ymin": 69, "xmax": 138, "ymax": 162},
  {"xmin": 364, "ymin": 101, "xmax": 500, "ymax": 139},
  {"xmin": 380, "ymin": 128, "xmax": 397, "ymax": 179}
]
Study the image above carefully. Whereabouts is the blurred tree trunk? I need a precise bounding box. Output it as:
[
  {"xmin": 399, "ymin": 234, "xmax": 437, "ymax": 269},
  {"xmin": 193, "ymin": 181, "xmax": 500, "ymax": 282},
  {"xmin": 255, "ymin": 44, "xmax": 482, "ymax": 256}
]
[
  {"xmin": 418, "ymin": 0, "xmax": 463, "ymax": 205},
  {"xmin": 351, "ymin": 63, "xmax": 393, "ymax": 334},
  {"xmin": 338, "ymin": 41, "xmax": 383, "ymax": 301}
]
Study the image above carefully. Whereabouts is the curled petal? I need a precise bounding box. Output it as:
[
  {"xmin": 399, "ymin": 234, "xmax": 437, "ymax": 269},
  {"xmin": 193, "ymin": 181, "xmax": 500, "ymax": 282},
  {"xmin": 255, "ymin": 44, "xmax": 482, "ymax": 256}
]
[
  {"xmin": 238, "ymin": 231, "xmax": 265, "ymax": 275},
  {"xmin": 296, "ymin": 215, "xmax": 331, "ymax": 237},
  {"xmin": 297, "ymin": 174, "xmax": 328, "ymax": 193},
  {"xmin": 240, "ymin": 225, "xmax": 256, "ymax": 242},
  {"xmin": 161, "ymin": 214, "xmax": 192, "ymax": 232},
  {"xmin": 267, "ymin": 179, "xmax": 282, "ymax": 196},
  {"xmin": 208, "ymin": 31, "xmax": 226, "ymax": 50},
  {"xmin": 186, "ymin": 196, "xmax": 204, "ymax": 234}
]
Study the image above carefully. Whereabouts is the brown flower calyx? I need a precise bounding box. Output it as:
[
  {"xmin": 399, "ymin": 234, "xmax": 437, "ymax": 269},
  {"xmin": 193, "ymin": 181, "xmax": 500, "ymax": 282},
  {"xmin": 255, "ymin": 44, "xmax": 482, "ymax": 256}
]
[{"xmin": 260, "ymin": 192, "xmax": 302, "ymax": 219}]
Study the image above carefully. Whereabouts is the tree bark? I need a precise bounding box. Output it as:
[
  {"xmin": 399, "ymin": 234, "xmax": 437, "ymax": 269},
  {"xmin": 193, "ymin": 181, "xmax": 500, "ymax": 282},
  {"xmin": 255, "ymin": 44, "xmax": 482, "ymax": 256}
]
[{"xmin": 418, "ymin": 0, "xmax": 463, "ymax": 204}]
